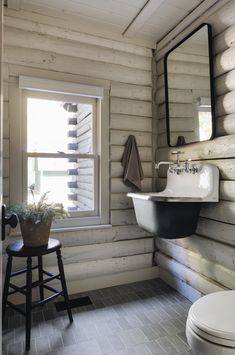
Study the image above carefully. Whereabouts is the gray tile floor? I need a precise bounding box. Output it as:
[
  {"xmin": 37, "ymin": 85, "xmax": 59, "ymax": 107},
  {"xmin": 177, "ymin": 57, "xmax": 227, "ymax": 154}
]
[{"xmin": 3, "ymin": 278, "xmax": 193, "ymax": 355}]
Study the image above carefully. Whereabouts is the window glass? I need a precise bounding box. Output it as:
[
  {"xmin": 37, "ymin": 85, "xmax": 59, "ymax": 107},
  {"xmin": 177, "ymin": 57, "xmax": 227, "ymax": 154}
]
[
  {"xmin": 25, "ymin": 95, "xmax": 96, "ymax": 216},
  {"xmin": 27, "ymin": 98, "xmax": 93, "ymax": 154},
  {"xmin": 27, "ymin": 157, "xmax": 94, "ymax": 212}
]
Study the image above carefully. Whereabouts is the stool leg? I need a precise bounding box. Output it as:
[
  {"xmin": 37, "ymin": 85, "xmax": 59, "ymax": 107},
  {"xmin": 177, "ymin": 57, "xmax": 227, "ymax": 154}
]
[
  {"xmin": 2, "ymin": 255, "xmax": 13, "ymax": 322},
  {"xmin": 38, "ymin": 255, "xmax": 44, "ymax": 301},
  {"xmin": 56, "ymin": 249, "xmax": 73, "ymax": 323},
  {"xmin": 26, "ymin": 257, "xmax": 32, "ymax": 351}
]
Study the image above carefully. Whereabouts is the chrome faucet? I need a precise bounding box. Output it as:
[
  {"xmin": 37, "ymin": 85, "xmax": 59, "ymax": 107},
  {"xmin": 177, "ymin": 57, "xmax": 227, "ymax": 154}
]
[
  {"xmin": 171, "ymin": 151, "xmax": 184, "ymax": 166},
  {"xmin": 155, "ymin": 161, "xmax": 173, "ymax": 170},
  {"xmin": 155, "ymin": 151, "xmax": 184, "ymax": 170},
  {"xmin": 184, "ymin": 159, "xmax": 192, "ymax": 173},
  {"xmin": 155, "ymin": 160, "xmax": 183, "ymax": 174},
  {"xmin": 155, "ymin": 151, "xmax": 199, "ymax": 175},
  {"xmin": 170, "ymin": 151, "xmax": 185, "ymax": 174},
  {"xmin": 184, "ymin": 158, "xmax": 200, "ymax": 174}
]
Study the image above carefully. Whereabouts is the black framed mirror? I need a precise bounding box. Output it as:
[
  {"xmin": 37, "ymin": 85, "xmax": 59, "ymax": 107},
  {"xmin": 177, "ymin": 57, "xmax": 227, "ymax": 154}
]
[{"xmin": 164, "ymin": 23, "xmax": 215, "ymax": 147}]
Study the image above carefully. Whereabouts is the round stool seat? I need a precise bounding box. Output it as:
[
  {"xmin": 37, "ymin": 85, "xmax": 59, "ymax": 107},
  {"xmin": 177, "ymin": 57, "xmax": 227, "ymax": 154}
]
[
  {"xmin": 187, "ymin": 291, "xmax": 235, "ymax": 347},
  {"xmin": 6, "ymin": 238, "xmax": 61, "ymax": 257}
]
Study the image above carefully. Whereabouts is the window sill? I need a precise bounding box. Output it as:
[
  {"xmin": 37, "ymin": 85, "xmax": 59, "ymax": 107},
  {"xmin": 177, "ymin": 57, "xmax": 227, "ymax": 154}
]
[{"xmin": 51, "ymin": 224, "xmax": 112, "ymax": 233}]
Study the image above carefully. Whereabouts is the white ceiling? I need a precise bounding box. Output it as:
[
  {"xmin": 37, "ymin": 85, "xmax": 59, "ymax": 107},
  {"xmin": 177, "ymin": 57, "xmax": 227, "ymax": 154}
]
[{"xmin": 6, "ymin": 0, "xmax": 205, "ymax": 48}]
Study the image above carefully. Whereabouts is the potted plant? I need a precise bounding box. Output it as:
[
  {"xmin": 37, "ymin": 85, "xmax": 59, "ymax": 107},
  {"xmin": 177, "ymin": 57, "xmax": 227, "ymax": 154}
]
[{"xmin": 9, "ymin": 188, "xmax": 67, "ymax": 247}]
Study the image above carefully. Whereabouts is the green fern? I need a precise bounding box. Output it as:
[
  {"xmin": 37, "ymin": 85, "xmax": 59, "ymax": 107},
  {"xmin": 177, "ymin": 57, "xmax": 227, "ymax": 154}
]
[{"xmin": 8, "ymin": 191, "xmax": 68, "ymax": 224}]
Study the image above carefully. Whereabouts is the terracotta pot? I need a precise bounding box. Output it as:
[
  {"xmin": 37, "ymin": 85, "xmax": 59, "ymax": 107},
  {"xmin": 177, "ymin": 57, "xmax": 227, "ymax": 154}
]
[{"xmin": 19, "ymin": 218, "xmax": 52, "ymax": 247}]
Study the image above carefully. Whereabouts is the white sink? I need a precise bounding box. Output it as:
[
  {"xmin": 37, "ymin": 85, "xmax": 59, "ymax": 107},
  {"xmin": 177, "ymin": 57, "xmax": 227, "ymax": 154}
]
[
  {"xmin": 128, "ymin": 163, "xmax": 219, "ymax": 202},
  {"xmin": 127, "ymin": 163, "xmax": 219, "ymax": 239}
]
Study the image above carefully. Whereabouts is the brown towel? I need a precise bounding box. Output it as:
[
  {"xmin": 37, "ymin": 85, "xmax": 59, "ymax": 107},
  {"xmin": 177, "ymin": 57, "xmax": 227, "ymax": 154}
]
[{"xmin": 121, "ymin": 135, "xmax": 144, "ymax": 191}]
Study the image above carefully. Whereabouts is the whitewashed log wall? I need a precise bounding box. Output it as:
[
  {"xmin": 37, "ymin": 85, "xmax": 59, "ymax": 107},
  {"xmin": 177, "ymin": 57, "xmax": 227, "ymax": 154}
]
[
  {"xmin": 154, "ymin": 0, "xmax": 235, "ymax": 302},
  {"xmin": 3, "ymin": 8, "xmax": 158, "ymax": 300}
]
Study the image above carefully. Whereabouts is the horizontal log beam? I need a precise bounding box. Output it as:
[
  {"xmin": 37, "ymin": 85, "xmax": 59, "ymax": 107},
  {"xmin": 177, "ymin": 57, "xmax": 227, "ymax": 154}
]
[
  {"xmin": 216, "ymin": 90, "xmax": 235, "ymax": 117},
  {"xmin": 110, "ymin": 130, "xmax": 152, "ymax": 147},
  {"xmin": 215, "ymin": 46, "xmax": 235, "ymax": 77},
  {"xmin": 156, "ymin": 54, "xmax": 209, "ymax": 76},
  {"xmin": 216, "ymin": 113, "xmax": 235, "ymax": 136},
  {"xmin": 171, "ymin": 233, "xmax": 235, "ymax": 270},
  {"xmin": 220, "ymin": 180, "xmax": 235, "ymax": 201},
  {"xmin": 110, "ymin": 145, "xmax": 152, "ymax": 162},
  {"xmin": 8, "ymin": 63, "xmax": 110, "ymax": 89},
  {"xmin": 158, "ymin": 60, "xmax": 209, "ymax": 77},
  {"xmin": 110, "ymin": 114, "xmax": 152, "ymax": 132},
  {"xmin": 197, "ymin": 217, "xmax": 235, "ymax": 246},
  {"xmin": 215, "ymin": 68, "xmax": 235, "ymax": 96},
  {"xmin": 155, "ymin": 88, "xmax": 192, "ymax": 105},
  {"xmin": 158, "ymin": 103, "xmax": 193, "ymax": 119},
  {"xmin": 111, "ymin": 209, "xmax": 136, "ymax": 226},
  {"xmin": 156, "ymin": 252, "xmax": 225, "ymax": 295},
  {"xmin": 6, "ymin": 253, "xmax": 154, "ymax": 288},
  {"xmin": 4, "ymin": 26, "xmax": 151, "ymax": 71},
  {"xmin": 111, "ymin": 178, "xmax": 152, "ymax": 194},
  {"xmin": 111, "ymin": 162, "xmax": 152, "ymax": 178},
  {"xmin": 158, "ymin": 117, "xmax": 194, "ymax": 135},
  {"xmin": 4, "ymin": 15, "xmax": 152, "ymax": 57},
  {"xmin": 165, "ymin": 73, "xmax": 210, "ymax": 91},
  {"xmin": 200, "ymin": 200, "xmax": 235, "ymax": 225},
  {"xmin": 214, "ymin": 23, "xmax": 235, "ymax": 55},
  {"xmin": 110, "ymin": 97, "xmax": 152, "ymax": 118},
  {"xmin": 5, "ymin": 46, "xmax": 152, "ymax": 86},
  {"xmin": 158, "ymin": 134, "xmax": 235, "ymax": 161},
  {"xmin": 4, "ymin": 238, "xmax": 154, "ymax": 271},
  {"xmin": 110, "ymin": 82, "xmax": 152, "ymax": 101},
  {"xmin": 157, "ymin": 238, "xmax": 235, "ymax": 289},
  {"xmin": 111, "ymin": 193, "xmax": 133, "ymax": 210},
  {"xmin": 159, "ymin": 268, "xmax": 202, "ymax": 303}
]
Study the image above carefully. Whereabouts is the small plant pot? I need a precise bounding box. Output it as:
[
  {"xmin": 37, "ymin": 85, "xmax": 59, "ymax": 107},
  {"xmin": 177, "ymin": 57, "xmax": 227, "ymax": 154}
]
[{"xmin": 19, "ymin": 219, "xmax": 52, "ymax": 247}]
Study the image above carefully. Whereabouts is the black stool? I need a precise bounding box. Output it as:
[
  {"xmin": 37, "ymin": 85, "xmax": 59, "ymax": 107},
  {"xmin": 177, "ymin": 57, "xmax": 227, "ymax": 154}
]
[{"xmin": 2, "ymin": 238, "xmax": 73, "ymax": 351}]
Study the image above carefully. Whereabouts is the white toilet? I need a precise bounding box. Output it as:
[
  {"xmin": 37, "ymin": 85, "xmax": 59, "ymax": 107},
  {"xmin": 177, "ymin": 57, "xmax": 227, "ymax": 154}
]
[{"xmin": 186, "ymin": 291, "xmax": 235, "ymax": 354}]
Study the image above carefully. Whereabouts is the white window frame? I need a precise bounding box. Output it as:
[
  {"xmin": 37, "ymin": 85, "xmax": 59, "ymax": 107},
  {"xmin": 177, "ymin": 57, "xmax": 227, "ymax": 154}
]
[{"xmin": 9, "ymin": 76, "xmax": 110, "ymax": 230}]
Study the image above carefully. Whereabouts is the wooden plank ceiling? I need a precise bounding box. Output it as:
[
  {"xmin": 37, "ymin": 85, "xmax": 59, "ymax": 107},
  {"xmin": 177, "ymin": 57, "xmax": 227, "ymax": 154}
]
[{"xmin": 6, "ymin": 0, "xmax": 205, "ymax": 47}]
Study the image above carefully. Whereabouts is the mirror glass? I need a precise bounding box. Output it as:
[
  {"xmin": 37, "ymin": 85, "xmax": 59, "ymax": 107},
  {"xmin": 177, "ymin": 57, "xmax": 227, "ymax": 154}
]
[{"xmin": 164, "ymin": 24, "xmax": 215, "ymax": 147}]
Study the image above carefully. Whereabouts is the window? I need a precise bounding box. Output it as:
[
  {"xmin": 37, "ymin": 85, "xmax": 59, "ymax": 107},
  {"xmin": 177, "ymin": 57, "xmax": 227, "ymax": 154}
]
[
  {"xmin": 197, "ymin": 96, "xmax": 212, "ymax": 141},
  {"xmin": 10, "ymin": 76, "xmax": 109, "ymax": 229}
]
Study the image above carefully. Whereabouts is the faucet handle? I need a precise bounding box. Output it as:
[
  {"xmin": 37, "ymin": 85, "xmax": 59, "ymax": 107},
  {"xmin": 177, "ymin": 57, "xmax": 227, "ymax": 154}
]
[
  {"xmin": 171, "ymin": 151, "xmax": 184, "ymax": 163},
  {"xmin": 171, "ymin": 150, "xmax": 184, "ymax": 156},
  {"xmin": 184, "ymin": 158, "xmax": 192, "ymax": 173}
]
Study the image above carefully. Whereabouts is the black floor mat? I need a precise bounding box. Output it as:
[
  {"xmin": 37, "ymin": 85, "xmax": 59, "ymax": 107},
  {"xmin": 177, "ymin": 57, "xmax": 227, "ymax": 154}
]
[{"xmin": 55, "ymin": 296, "xmax": 92, "ymax": 311}]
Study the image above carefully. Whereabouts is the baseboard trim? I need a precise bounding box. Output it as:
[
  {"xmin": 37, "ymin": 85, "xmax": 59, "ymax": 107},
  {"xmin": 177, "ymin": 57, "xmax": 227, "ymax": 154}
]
[
  {"xmin": 159, "ymin": 268, "xmax": 202, "ymax": 303},
  {"xmin": 66, "ymin": 266, "xmax": 160, "ymax": 295},
  {"xmin": 7, "ymin": 266, "xmax": 160, "ymax": 304}
]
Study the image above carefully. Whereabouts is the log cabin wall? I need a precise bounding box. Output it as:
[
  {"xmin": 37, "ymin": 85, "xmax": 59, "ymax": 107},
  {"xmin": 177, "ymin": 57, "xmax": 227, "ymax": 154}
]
[
  {"xmin": 154, "ymin": 0, "xmax": 235, "ymax": 302},
  {"xmin": 3, "ymin": 7, "xmax": 158, "ymax": 301}
]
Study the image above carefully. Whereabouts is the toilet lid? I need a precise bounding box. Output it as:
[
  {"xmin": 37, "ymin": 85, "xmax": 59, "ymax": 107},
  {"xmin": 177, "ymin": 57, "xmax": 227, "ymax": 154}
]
[
  {"xmin": 187, "ymin": 318, "xmax": 235, "ymax": 347},
  {"xmin": 188, "ymin": 291, "xmax": 235, "ymax": 345}
]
